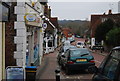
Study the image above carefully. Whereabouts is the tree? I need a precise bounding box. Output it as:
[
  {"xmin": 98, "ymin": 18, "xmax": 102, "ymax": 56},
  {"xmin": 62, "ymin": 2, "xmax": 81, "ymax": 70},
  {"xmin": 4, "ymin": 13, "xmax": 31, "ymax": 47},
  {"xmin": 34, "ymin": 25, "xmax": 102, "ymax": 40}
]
[
  {"xmin": 106, "ymin": 27, "xmax": 120, "ymax": 46},
  {"xmin": 95, "ymin": 19, "xmax": 114, "ymax": 42}
]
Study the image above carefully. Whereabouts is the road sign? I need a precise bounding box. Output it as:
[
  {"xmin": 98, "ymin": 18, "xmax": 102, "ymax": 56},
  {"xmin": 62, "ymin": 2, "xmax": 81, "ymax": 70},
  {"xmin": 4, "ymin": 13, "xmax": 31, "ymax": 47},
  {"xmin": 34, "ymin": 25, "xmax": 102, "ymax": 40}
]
[{"xmin": 42, "ymin": 23, "xmax": 47, "ymax": 29}]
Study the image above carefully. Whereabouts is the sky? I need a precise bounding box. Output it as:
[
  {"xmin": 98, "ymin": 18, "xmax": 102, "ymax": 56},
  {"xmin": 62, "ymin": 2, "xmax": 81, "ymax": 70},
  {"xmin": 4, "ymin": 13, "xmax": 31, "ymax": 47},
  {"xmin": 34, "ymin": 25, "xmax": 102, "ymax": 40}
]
[{"xmin": 48, "ymin": 1, "xmax": 119, "ymax": 20}]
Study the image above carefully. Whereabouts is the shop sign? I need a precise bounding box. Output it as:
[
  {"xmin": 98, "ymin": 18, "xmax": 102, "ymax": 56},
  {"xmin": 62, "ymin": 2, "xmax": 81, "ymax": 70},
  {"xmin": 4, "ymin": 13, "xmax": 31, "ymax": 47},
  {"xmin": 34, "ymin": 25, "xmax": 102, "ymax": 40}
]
[
  {"xmin": 6, "ymin": 66, "xmax": 24, "ymax": 80},
  {"xmin": 25, "ymin": 13, "xmax": 42, "ymax": 27},
  {"xmin": 25, "ymin": 13, "xmax": 36, "ymax": 22}
]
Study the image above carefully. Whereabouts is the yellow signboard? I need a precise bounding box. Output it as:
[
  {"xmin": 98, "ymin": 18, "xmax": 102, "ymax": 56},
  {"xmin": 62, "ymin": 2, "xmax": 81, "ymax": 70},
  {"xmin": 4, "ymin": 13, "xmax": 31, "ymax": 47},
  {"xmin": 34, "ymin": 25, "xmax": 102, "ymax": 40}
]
[
  {"xmin": 24, "ymin": 13, "xmax": 41, "ymax": 27},
  {"xmin": 24, "ymin": 13, "xmax": 36, "ymax": 22}
]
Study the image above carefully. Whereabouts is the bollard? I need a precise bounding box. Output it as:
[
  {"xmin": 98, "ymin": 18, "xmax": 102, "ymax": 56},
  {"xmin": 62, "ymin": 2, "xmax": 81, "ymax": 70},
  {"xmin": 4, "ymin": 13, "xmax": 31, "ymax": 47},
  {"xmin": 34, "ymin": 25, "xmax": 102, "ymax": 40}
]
[
  {"xmin": 100, "ymin": 49, "xmax": 103, "ymax": 53},
  {"xmin": 25, "ymin": 66, "xmax": 37, "ymax": 81},
  {"xmin": 55, "ymin": 69, "xmax": 60, "ymax": 81}
]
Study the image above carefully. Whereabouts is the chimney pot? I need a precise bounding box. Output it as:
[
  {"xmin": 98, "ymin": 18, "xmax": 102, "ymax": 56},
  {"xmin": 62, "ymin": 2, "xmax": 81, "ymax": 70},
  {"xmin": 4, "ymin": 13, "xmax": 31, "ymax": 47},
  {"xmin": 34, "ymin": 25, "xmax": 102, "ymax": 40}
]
[{"xmin": 108, "ymin": 9, "xmax": 112, "ymax": 14}]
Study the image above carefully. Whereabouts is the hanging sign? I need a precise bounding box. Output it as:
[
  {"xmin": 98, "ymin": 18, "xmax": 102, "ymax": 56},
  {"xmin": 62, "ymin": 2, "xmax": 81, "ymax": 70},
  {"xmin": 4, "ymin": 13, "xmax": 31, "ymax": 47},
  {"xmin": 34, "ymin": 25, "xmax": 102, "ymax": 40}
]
[
  {"xmin": 24, "ymin": 13, "xmax": 41, "ymax": 27},
  {"xmin": 25, "ymin": 13, "xmax": 36, "ymax": 22}
]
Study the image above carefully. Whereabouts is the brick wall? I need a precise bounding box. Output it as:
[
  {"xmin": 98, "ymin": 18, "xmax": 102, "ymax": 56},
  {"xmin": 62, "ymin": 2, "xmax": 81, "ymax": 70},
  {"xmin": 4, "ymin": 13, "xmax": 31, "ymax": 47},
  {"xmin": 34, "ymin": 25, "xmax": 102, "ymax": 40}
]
[
  {"xmin": 5, "ymin": 2, "xmax": 16, "ymax": 67},
  {"xmin": 90, "ymin": 13, "xmax": 120, "ymax": 37}
]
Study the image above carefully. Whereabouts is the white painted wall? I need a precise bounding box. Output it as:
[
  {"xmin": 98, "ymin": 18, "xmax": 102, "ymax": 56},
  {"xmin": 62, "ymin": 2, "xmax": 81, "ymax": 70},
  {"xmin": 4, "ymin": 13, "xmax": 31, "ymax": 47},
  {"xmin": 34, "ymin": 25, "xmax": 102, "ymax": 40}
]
[
  {"xmin": 91, "ymin": 38, "xmax": 95, "ymax": 47},
  {"xmin": 14, "ymin": 2, "xmax": 26, "ymax": 67}
]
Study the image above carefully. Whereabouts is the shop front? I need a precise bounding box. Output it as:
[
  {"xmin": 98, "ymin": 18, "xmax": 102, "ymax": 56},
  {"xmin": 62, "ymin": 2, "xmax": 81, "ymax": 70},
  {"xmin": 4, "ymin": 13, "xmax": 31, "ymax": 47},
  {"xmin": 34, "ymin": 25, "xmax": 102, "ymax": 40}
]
[{"xmin": 25, "ymin": 13, "xmax": 43, "ymax": 66}]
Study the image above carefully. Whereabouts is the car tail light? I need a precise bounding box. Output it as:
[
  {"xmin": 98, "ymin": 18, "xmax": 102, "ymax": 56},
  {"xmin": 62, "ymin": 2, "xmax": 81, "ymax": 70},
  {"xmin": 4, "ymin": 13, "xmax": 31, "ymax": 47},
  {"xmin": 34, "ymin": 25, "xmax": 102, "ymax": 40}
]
[
  {"xmin": 89, "ymin": 60, "xmax": 95, "ymax": 63},
  {"xmin": 67, "ymin": 61, "xmax": 74, "ymax": 64}
]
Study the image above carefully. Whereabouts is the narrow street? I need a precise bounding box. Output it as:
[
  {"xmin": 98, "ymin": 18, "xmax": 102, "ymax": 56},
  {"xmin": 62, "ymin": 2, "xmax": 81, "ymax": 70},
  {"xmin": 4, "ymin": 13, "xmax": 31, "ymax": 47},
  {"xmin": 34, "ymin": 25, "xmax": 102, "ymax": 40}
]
[
  {"xmin": 1, "ymin": 1, "xmax": 120, "ymax": 81},
  {"xmin": 36, "ymin": 38, "xmax": 107, "ymax": 80}
]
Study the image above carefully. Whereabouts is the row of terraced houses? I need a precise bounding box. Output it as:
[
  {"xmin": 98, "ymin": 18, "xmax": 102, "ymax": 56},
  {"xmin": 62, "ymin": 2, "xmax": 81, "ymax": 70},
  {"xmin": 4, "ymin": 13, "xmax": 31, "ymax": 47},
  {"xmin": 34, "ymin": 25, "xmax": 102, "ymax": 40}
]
[{"xmin": 0, "ymin": 0, "xmax": 63, "ymax": 80}]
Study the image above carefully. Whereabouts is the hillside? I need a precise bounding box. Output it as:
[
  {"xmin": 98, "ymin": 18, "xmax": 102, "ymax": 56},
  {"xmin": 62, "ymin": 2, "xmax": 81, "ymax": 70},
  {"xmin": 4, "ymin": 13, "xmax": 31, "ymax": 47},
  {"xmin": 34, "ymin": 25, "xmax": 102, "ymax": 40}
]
[{"xmin": 58, "ymin": 20, "xmax": 90, "ymax": 36}]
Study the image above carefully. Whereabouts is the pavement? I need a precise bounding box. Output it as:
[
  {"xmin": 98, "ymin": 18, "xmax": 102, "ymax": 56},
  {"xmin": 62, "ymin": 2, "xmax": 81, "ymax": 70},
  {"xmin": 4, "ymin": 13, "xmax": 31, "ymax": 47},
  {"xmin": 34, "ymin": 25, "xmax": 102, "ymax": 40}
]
[
  {"xmin": 36, "ymin": 47, "xmax": 65, "ymax": 81},
  {"xmin": 91, "ymin": 49, "xmax": 109, "ymax": 56}
]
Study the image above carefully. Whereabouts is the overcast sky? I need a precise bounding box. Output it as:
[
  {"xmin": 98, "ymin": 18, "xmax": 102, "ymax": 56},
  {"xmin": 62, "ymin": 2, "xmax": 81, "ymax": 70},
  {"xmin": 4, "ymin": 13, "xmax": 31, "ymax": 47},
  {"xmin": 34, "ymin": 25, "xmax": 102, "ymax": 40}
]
[{"xmin": 48, "ymin": 1, "xmax": 119, "ymax": 20}]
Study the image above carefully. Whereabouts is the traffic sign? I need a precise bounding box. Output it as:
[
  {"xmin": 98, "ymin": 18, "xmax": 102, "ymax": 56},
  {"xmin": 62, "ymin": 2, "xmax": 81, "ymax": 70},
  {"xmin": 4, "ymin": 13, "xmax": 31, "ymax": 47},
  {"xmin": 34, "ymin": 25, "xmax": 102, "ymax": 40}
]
[{"xmin": 42, "ymin": 23, "xmax": 47, "ymax": 29}]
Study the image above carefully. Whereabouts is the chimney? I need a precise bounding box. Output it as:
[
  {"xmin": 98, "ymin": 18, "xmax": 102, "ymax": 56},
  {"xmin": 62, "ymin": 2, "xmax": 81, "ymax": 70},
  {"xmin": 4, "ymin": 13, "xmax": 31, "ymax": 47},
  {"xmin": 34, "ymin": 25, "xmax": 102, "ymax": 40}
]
[
  {"xmin": 108, "ymin": 9, "xmax": 112, "ymax": 14},
  {"xmin": 103, "ymin": 12, "xmax": 106, "ymax": 15}
]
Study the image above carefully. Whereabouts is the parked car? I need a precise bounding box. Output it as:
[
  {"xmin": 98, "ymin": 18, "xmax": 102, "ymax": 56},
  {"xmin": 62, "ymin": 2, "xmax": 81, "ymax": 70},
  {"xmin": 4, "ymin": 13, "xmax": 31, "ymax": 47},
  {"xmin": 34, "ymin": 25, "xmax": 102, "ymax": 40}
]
[
  {"xmin": 88, "ymin": 46, "xmax": 120, "ymax": 81},
  {"xmin": 57, "ymin": 45, "xmax": 76, "ymax": 65},
  {"xmin": 64, "ymin": 40, "xmax": 71, "ymax": 46},
  {"xmin": 76, "ymin": 41, "xmax": 85, "ymax": 48},
  {"xmin": 68, "ymin": 35, "xmax": 75, "ymax": 43},
  {"xmin": 91, "ymin": 45, "xmax": 104, "ymax": 51},
  {"xmin": 68, "ymin": 37, "xmax": 75, "ymax": 43},
  {"xmin": 75, "ymin": 35, "xmax": 81, "ymax": 38},
  {"xmin": 60, "ymin": 48, "xmax": 95, "ymax": 74}
]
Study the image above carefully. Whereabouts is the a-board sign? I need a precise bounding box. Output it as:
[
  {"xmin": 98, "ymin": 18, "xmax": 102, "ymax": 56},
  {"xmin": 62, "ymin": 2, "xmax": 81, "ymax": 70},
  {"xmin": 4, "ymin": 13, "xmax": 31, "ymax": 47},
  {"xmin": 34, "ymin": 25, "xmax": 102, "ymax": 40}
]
[{"xmin": 6, "ymin": 66, "xmax": 24, "ymax": 80}]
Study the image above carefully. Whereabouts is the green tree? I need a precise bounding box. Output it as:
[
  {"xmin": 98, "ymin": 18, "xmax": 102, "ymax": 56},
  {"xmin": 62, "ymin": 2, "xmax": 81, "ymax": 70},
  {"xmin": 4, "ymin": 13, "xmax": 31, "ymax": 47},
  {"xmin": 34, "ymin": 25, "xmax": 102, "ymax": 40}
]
[
  {"xmin": 106, "ymin": 27, "xmax": 120, "ymax": 46},
  {"xmin": 95, "ymin": 19, "xmax": 114, "ymax": 42}
]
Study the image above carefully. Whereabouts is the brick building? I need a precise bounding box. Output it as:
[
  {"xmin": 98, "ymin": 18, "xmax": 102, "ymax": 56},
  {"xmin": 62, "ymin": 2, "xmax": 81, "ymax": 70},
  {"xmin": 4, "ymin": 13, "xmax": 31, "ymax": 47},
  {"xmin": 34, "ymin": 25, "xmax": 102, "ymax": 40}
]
[
  {"xmin": 90, "ymin": 10, "xmax": 120, "ymax": 37},
  {"xmin": 43, "ymin": 4, "xmax": 59, "ymax": 53},
  {"xmin": 0, "ymin": 2, "xmax": 17, "ymax": 80},
  {"xmin": 5, "ymin": 2, "xmax": 17, "ymax": 67},
  {"xmin": 62, "ymin": 28, "xmax": 73, "ymax": 39}
]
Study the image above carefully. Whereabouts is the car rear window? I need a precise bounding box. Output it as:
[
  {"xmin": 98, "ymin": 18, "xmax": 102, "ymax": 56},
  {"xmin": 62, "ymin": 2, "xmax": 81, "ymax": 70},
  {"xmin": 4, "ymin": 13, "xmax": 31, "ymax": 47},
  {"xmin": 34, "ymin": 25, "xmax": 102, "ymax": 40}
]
[
  {"xmin": 77, "ymin": 42, "xmax": 84, "ymax": 45},
  {"xmin": 70, "ymin": 49, "xmax": 90, "ymax": 57},
  {"xmin": 78, "ymin": 43, "xmax": 81, "ymax": 45}
]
